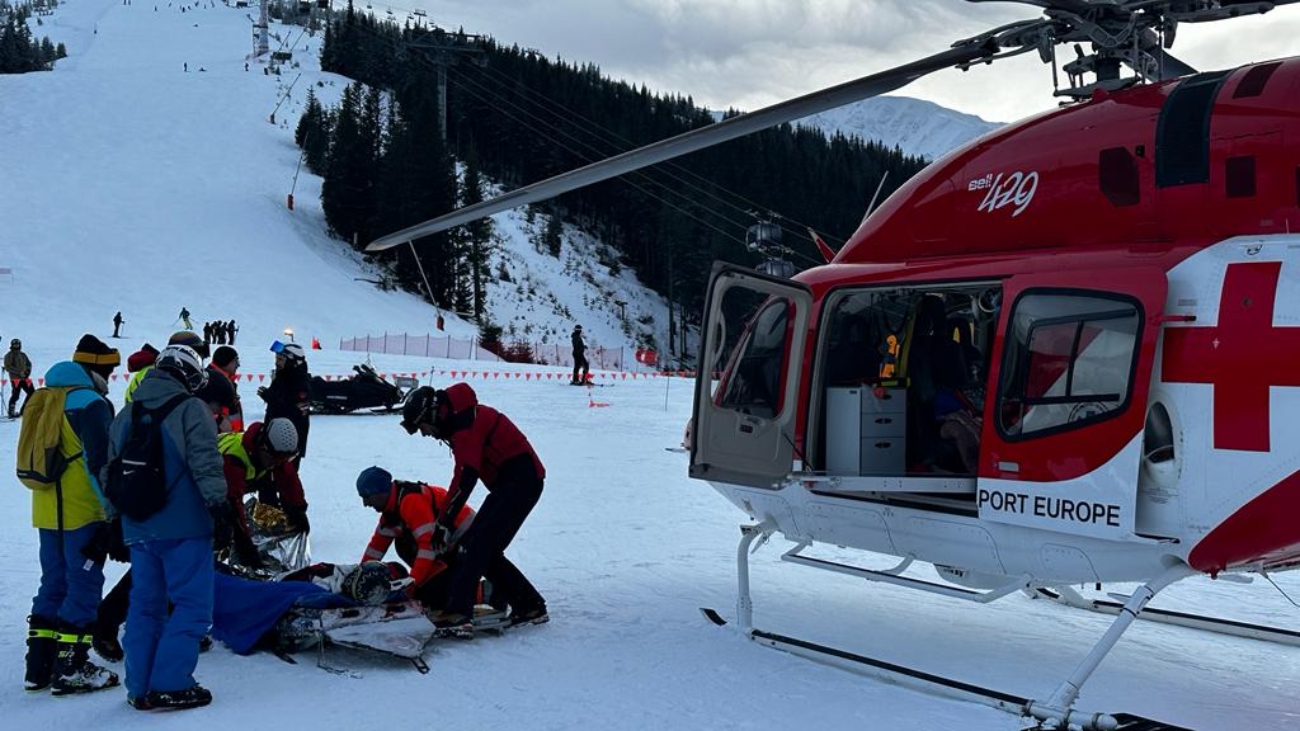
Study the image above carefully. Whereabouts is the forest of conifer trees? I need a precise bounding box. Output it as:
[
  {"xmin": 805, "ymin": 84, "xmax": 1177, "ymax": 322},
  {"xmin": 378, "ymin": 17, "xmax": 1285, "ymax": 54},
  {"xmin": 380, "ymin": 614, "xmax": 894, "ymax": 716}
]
[
  {"xmin": 300, "ymin": 2, "xmax": 929, "ymax": 329},
  {"xmin": 0, "ymin": 2, "xmax": 67, "ymax": 74}
]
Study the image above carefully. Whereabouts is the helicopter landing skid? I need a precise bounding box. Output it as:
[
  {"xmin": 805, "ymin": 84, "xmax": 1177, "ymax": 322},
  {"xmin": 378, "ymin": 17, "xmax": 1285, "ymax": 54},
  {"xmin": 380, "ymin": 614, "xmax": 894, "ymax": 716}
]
[
  {"xmin": 715, "ymin": 521, "xmax": 1197, "ymax": 731},
  {"xmin": 1032, "ymin": 586, "xmax": 1300, "ymax": 647}
]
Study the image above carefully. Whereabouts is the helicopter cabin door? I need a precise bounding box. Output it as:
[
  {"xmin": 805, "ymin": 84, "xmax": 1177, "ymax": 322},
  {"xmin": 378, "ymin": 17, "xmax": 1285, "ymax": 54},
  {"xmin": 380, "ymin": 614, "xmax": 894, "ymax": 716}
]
[
  {"xmin": 977, "ymin": 268, "xmax": 1166, "ymax": 540},
  {"xmin": 690, "ymin": 263, "xmax": 813, "ymax": 489}
]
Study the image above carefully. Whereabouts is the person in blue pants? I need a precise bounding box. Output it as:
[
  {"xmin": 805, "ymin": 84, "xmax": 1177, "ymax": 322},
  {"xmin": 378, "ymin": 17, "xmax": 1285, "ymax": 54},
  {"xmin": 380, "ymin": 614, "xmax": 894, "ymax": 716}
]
[
  {"xmin": 24, "ymin": 335, "xmax": 121, "ymax": 695},
  {"xmin": 104, "ymin": 344, "xmax": 230, "ymax": 711}
]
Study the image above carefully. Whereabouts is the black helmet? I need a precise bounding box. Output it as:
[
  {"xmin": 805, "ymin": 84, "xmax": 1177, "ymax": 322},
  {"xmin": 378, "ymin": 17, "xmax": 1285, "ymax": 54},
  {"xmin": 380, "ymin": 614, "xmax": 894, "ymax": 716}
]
[
  {"xmin": 401, "ymin": 386, "xmax": 439, "ymax": 435},
  {"xmin": 342, "ymin": 562, "xmax": 393, "ymax": 605},
  {"xmin": 9, "ymin": 338, "xmax": 19, "ymax": 349}
]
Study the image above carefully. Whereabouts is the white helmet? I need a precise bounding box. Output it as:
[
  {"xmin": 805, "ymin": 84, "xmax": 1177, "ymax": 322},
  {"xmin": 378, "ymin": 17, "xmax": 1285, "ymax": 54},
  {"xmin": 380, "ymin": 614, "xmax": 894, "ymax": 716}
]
[
  {"xmin": 275, "ymin": 342, "xmax": 306, "ymax": 363},
  {"xmin": 262, "ymin": 418, "xmax": 299, "ymax": 455},
  {"xmin": 156, "ymin": 344, "xmax": 207, "ymax": 392}
]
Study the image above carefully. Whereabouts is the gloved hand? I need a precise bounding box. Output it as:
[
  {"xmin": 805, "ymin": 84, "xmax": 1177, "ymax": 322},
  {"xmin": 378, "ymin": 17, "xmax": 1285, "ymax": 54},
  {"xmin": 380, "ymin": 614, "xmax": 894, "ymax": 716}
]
[
  {"xmin": 257, "ymin": 386, "xmax": 269, "ymax": 402},
  {"xmin": 283, "ymin": 504, "xmax": 310, "ymax": 535},
  {"xmin": 81, "ymin": 521, "xmax": 111, "ymax": 564},
  {"xmin": 231, "ymin": 527, "xmax": 265, "ymax": 570},
  {"xmin": 208, "ymin": 502, "xmax": 235, "ymax": 549},
  {"xmin": 430, "ymin": 522, "xmax": 452, "ymax": 554}
]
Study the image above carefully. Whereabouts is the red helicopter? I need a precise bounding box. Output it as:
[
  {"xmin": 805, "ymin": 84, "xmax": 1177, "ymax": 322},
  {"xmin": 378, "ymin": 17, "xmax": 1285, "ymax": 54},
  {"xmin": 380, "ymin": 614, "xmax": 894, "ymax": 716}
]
[{"xmin": 368, "ymin": 1, "xmax": 1300, "ymax": 728}]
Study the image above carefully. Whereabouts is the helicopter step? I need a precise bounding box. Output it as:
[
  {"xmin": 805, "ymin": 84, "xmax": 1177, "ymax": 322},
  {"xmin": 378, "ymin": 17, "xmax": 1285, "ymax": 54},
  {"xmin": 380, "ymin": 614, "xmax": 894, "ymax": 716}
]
[
  {"xmin": 1032, "ymin": 586, "xmax": 1300, "ymax": 646},
  {"xmin": 699, "ymin": 609, "xmax": 1194, "ymax": 731}
]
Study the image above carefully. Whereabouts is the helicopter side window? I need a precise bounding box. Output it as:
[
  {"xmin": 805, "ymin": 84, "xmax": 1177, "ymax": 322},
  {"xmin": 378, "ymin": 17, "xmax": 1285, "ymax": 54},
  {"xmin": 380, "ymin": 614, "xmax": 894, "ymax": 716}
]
[
  {"xmin": 718, "ymin": 298, "xmax": 791, "ymax": 419},
  {"xmin": 998, "ymin": 292, "xmax": 1140, "ymax": 439}
]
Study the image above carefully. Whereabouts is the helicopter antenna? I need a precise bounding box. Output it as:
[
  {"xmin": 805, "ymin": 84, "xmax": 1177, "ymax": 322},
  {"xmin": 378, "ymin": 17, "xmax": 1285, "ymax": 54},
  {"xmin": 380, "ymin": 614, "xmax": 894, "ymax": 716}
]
[{"xmin": 861, "ymin": 171, "xmax": 891, "ymax": 227}]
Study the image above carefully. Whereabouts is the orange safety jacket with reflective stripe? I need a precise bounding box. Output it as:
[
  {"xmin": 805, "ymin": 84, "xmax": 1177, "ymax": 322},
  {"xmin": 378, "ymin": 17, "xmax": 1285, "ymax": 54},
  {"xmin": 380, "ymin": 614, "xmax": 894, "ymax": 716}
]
[{"xmin": 362, "ymin": 482, "xmax": 474, "ymax": 587}]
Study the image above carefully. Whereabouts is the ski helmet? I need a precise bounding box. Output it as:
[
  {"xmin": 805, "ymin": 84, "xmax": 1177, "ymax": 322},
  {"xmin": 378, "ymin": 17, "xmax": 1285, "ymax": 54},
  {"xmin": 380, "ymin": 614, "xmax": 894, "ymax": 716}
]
[
  {"xmin": 401, "ymin": 386, "xmax": 439, "ymax": 434},
  {"xmin": 262, "ymin": 418, "xmax": 299, "ymax": 455},
  {"xmin": 9, "ymin": 338, "xmax": 19, "ymax": 349},
  {"xmin": 342, "ymin": 562, "xmax": 393, "ymax": 605},
  {"xmin": 274, "ymin": 342, "xmax": 306, "ymax": 363},
  {"xmin": 155, "ymin": 344, "xmax": 207, "ymax": 393}
]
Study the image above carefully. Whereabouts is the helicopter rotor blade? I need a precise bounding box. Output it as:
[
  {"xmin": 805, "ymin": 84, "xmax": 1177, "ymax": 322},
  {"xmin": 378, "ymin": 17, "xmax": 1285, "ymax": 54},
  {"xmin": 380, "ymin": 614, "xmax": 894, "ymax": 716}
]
[{"xmin": 366, "ymin": 41, "xmax": 997, "ymax": 252}]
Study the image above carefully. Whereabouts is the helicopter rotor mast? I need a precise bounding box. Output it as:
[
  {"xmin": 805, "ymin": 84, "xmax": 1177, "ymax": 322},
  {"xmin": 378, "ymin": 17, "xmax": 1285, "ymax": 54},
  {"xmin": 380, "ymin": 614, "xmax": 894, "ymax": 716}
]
[{"xmin": 365, "ymin": 0, "xmax": 1299, "ymax": 253}]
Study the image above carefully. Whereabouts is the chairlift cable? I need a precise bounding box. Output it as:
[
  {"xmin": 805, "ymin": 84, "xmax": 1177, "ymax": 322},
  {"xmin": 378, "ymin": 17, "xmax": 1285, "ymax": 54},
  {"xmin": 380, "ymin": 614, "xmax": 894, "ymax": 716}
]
[
  {"xmin": 468, "ymin": 59, "xmax": 848, "ymax": 248},
  {"xmin": 441, "ymin": 66, "xmax": 748, "ymax": 245}
]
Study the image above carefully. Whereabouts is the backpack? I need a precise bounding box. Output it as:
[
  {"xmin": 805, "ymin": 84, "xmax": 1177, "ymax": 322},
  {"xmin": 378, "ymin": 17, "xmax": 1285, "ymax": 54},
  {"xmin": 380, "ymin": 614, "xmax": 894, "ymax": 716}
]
[
  {"xmin": 15, "ymin": 386, "xmax": 87, "ymax": 491},
  {"xmin": 103, "ymin": 394, "xmax": 190, "ymax": 521}
]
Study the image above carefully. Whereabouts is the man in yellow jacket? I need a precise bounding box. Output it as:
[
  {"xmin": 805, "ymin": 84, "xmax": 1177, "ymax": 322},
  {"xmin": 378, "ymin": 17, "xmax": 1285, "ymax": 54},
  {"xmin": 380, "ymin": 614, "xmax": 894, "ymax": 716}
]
[{"xmin": 24, "ymin": 335, "xmax": 121, "ymax": 695}]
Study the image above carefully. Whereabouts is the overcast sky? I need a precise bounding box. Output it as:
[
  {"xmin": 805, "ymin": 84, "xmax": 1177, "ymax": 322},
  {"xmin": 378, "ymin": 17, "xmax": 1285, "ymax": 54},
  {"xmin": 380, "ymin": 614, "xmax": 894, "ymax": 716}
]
[{"xmin": 396, "ymin": 0, "xmax": 1300, "ymax": 123}]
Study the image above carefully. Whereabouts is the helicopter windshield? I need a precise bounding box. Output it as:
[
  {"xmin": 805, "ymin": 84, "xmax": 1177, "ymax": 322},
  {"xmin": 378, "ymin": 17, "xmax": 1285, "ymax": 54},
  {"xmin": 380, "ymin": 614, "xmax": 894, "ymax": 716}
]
[{"xmin": 716, "ymin": 294, "xmax": 791, "ymax": 419}]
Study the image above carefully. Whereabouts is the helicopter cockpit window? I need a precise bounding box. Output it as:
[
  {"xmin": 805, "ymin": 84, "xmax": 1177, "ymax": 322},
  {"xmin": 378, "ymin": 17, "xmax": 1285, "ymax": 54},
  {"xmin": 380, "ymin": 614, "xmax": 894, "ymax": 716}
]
[
  {"xmin": 998, "ymin": 292, "xmax": 1140, "ymax": 439},
  {"xmin": 717, "ymin": 296, "xmax": 791, "ymax": 420}
]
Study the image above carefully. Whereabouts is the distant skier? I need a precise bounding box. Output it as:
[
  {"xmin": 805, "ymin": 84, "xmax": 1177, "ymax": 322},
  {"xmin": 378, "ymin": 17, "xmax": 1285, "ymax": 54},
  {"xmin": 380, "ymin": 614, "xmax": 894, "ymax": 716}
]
[
  {"xmin": 570, "ymin": 325, "xmax": 589, "ymax": 385},
  {"xmin": 112, "ymin": 311, "xmax": 124, "ymax": 338},
  {"xmin": 179, "ymin": 307, "xmax": 192, "ymax": 329},
  {"xmin": 399, "ymin": 384, "xmax": 548, "ymax": 637},
  {"xmin": 228, "ymin": 320, "xmax": 238, "ymax": 345},
  {"xmin": 5, "ymin": 338, "xmax": 33, "ymax": 417}
]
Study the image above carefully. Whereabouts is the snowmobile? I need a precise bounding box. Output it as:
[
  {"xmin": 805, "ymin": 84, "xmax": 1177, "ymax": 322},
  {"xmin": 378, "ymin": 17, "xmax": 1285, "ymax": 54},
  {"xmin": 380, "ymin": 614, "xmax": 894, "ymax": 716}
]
[{"xmin": 309, "ymin": 363, "xmax": 416, "ymax": 414}]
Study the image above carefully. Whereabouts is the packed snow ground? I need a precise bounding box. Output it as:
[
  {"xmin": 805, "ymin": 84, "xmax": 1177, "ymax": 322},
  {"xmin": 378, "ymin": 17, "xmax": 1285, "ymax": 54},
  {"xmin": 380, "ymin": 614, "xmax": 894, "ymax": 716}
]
[{"xmin": 1, "ymin": 2, "xmax": 1299, "ymax": 730}]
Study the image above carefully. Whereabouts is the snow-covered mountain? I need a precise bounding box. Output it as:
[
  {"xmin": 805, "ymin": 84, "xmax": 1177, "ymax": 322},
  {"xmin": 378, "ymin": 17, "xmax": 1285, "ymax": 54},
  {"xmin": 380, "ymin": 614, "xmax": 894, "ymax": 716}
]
[{"xmin": 796, "ymin": 96, "xmax": 1003, "ymax": 161}]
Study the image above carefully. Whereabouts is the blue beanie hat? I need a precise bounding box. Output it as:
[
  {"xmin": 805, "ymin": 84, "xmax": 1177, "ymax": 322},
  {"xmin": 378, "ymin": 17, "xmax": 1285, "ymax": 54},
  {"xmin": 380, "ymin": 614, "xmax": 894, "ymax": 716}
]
[{"xmin": 356, "ymin": 466, "xmax": 392, "ymax": 498}]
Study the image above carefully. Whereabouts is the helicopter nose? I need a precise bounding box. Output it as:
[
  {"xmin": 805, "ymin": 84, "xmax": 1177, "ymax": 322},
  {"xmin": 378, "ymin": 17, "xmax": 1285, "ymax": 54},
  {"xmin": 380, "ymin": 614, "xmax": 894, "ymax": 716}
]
[{"xmin": 1188, "ymin": 469, "xmax": 1300, "ymax": 574}]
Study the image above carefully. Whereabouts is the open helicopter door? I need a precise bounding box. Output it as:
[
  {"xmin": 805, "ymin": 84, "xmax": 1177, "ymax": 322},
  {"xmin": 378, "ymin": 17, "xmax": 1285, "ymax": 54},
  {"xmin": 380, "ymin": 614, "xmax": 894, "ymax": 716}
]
[
  {"xmin": 690, "ymin": 263, "xmax": 813, "ymax": 488},
  {"xmin": 976, "ymin": 268, "xmax": 1167, "ymax": 541}
]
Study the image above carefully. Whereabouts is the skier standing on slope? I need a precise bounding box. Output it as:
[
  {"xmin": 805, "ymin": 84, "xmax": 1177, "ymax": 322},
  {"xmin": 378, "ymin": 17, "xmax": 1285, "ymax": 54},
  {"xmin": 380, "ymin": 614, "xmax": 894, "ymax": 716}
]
[{"xmin": 570, "ymin": 324, "xmax": 589, "ymax": 385}]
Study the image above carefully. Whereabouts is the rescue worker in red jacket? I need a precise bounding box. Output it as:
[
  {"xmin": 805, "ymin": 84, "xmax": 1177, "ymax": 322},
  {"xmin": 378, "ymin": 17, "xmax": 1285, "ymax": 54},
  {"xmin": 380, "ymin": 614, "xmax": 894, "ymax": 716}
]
[
  {"xmin": 400, "ymin": 384, "xmax": 547, "ymax": 636},
  {"xmin": 217, "ymin": 419, "xmax": 307, "ymax": 569},
  {"xmin": 356, "ymin": 466, "xmax": 512, "ymax": 610}
]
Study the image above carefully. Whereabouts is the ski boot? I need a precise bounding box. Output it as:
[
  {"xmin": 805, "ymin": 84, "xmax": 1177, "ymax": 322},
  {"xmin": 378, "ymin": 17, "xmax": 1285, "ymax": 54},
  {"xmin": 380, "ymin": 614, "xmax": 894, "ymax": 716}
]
[
  {"xmin": 508, "ymin": 604, "xmax": 550, "ymax": 628},
  {"xmin": 92, "ymin": 621, "xmax": 124, "ymax": 663},
  {"xmin": 427, "ymin": 610, "xmax": 475, "ymax": 640},
  {"xmin": 51, "ymin": 624, "xmax": 120, "ymax": 696},
  {"xmin": 25, "ymin": 615, "xmax": 58, "ymax": 691},
  {"xmin": 146, "ymin": 684, "xmax": 212, "ymax": 710}
]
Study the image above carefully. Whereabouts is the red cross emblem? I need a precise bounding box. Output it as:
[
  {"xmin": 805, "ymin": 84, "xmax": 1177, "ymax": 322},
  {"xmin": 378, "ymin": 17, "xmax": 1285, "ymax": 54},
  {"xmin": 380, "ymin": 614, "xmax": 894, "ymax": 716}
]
[{"xmin": 1163, "ymin": 261, "xmax": 1300, "ymax": 452}]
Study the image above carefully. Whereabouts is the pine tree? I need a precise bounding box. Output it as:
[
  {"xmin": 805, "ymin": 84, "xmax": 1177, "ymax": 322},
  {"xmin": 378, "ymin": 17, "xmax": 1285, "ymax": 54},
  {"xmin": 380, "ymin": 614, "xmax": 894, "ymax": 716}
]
[{"xmin": 459, "ymin": 150, "xmax": 492, "ymax": 318}]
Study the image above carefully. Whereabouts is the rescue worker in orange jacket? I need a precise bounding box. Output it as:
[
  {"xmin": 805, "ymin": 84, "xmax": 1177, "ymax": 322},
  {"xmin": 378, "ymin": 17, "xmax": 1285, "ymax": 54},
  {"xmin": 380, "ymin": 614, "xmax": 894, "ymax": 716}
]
[
  {"xmin": 356, "ymin": 467, "xmax": 513, "ymax": 610},
  {"xmin": 218, "ymin": 419, "xmax": 306, "ymax": 569},
  {"xmin": 400, "ymin": 384, "xmax": 547, "ymax": 636}
]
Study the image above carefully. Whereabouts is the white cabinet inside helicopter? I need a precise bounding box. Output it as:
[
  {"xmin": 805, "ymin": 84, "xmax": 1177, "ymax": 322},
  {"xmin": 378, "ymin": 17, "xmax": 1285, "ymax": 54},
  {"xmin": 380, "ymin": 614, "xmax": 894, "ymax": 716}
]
[{"xmin": 825, "ymin": 386, "xmax": 907, "ymax": 475}]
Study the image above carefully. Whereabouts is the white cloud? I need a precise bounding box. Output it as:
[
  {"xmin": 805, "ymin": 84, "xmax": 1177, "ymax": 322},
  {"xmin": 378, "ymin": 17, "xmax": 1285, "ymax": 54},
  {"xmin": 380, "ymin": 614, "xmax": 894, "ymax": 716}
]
[{"xmin": 403, "ymin": 0, "xmax": 1300, "ymax": 122}]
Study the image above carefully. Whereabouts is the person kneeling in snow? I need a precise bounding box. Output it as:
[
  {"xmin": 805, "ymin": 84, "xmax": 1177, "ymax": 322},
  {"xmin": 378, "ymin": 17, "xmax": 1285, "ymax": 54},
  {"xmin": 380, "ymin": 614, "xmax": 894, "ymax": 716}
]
[
  {"xmin": 355, "ymin": 466, "xmax": 511, "ymax": 615},
  {"xmin": 217, "ymin": 419, "xmax": 308, "ymax": 570}
]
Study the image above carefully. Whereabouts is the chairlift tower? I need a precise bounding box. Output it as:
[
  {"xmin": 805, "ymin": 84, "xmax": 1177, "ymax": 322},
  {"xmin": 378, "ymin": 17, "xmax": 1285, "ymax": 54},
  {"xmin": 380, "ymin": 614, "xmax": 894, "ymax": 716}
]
[
  {"xmin": 406, "ymin": 26, "xmax": 487, "ymax": 142},
  {"xmin": 747, "ymin": 212, "xmax": 797, "ymax": 279},
  {"xmin": 253, "ymin": 0, "xmax": 270, "ymax": 57}
]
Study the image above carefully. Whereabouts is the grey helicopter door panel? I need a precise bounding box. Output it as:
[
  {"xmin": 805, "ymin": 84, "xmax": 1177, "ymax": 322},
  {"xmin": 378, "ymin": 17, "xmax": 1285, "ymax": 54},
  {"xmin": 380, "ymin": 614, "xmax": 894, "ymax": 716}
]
[{"xmin": 691, "ymin": 263, "xmax": 813, "ymax": 489}]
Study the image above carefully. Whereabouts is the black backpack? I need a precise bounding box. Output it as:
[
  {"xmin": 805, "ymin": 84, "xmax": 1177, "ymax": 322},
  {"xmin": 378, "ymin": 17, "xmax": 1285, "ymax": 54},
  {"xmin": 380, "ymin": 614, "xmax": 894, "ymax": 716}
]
[{"xmin": 104, "ymin": 394, "xmax": 190, "ymax": 521}]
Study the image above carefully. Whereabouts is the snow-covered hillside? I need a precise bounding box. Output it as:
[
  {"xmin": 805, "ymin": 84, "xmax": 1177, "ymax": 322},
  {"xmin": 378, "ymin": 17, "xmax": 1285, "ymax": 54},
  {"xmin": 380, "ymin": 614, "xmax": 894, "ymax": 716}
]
[
  {"xmin": 797, "ymin": 96, "xmax": 1002, "ymax": 161},
  {"xmin": 0, "ymin": 0, "xmax": 672, "ymax": 366},
  {"xmin": 2, "ymin": 4, "xmax": 1299, "ymax": 731}
]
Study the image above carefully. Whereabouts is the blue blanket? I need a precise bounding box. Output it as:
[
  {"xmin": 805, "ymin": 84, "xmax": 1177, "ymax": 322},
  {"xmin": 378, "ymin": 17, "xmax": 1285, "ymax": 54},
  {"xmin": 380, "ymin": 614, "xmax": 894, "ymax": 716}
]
[{"xmin": 212, "ymin": 573, "xmax": 354, "ymax": 654}]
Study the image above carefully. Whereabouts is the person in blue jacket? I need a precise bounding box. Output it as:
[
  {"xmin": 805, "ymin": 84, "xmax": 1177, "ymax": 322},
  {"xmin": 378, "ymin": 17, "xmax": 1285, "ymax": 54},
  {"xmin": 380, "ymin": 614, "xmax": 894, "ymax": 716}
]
[{"xmin": 104, "ymin": 344, "xmax": 229, "ymax": 711}]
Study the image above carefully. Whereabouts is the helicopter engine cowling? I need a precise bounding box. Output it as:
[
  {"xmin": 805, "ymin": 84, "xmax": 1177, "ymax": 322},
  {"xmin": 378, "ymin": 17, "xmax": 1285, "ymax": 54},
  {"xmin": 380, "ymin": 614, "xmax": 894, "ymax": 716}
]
[{"xmin": 934, "ymin": 565, "xmax": 1014, "ymax": 591}]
